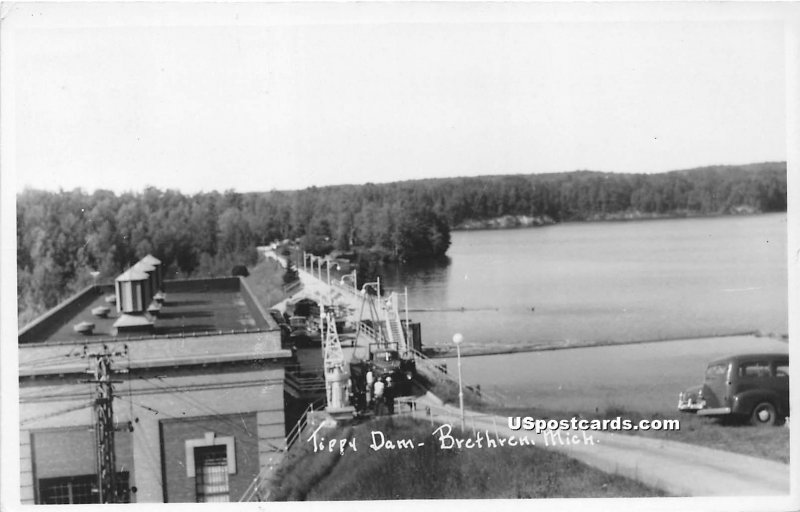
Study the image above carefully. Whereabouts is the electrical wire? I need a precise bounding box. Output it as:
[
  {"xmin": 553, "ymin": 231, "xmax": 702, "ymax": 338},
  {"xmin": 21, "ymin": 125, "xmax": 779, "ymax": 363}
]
[
  {"xmin": 20, "ymin": 387, "xmax": 94, "ymax": 403},
  {"xmin": 138, "ymin": 376, "xmax": 266, "ymax": 438},
  {"xmin": 126, "ymin": 347, "xmax": 134, "ymax": 434},
  {"xmin": 117, "ymin": 401, "xmax": 164, "ymax": 495},
  {"xmin": 18, "ymin": 345, "xmax": 89, "ymax": 368},
  {"xmin": 18, "ymin": 354, "xmax": 81, "ymax": 368},
  {"xmin": 20, "ymin": 401, "xmax": 94, "ymax": 426},
  {"xmin": 115, "ymin": 395, "xmax": 259, "ymax": 452}
]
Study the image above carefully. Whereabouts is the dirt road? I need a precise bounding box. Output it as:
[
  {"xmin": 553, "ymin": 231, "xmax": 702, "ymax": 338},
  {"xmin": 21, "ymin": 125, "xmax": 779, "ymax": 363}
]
[{"xmin": 412, "ymin": 394, "xmax": 790, "ymax": 497}]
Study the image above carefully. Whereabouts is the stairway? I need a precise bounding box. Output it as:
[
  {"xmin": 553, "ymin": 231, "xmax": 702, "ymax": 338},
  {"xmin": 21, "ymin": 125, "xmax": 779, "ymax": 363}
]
[{"xmin": 383, "ymin": 293, "xmax": 407, "ymax": 353}]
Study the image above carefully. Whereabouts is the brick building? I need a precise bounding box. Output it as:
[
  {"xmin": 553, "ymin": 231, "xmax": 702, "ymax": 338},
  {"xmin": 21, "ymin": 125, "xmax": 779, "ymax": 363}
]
[{"xmin": 18, "ymin": 260, "xmax": 293, "ymax": 504}]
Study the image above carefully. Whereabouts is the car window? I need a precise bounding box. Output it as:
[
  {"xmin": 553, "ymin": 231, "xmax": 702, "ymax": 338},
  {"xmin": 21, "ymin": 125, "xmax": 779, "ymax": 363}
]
[
  {"xmin": 776, "ymin": 364, "xmax": 789, "ymax": 378},
  {"xmin": 738, "ymin": 361, "xmax": 771, "ymax": 378},
  {"xmin": 705, "ymin": 363, "xmax": 727, "ymax": 379}
]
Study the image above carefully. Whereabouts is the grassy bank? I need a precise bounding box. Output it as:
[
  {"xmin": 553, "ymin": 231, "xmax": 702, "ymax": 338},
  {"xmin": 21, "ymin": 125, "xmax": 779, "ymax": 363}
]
[
  {"xmin": 269, "ymin": 416, "xmax": 667, "ymax": 500},
  {"xmin": 418, "ymin": 374, "xmax": 790, "ymax": 464},
  {"xmin": 244, "ymin": 254, "xmax": 289, "ymax": 310},
  {"xmin": 424, "ymin": 330, "xmax": 787, "ymax": 359},
  {"xmin": 493, "ymin": 404, "xmax": 790, "ymax": 464}
]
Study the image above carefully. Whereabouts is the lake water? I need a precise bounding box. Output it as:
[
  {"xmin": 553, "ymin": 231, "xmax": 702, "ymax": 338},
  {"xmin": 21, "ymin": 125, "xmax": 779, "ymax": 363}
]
[
  {"xmin": 439, "ymin": 335, "xmax": 789, "ymax": 413},
  {"xmin": 380, "ymin": 214, "xmax": 788, "ymax": 351}
]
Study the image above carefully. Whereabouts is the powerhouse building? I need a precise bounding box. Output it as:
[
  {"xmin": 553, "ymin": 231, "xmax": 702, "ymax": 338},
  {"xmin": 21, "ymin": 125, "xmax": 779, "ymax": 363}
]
[{"xmin": 18, "ymin": 256, "xmax": 293, "ymax": 504}]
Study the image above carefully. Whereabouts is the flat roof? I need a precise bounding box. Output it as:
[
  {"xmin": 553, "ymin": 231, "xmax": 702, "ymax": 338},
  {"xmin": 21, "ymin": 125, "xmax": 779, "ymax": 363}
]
[
  {"xmin": 28, "ymin": 283, "xmax": 272, "ymax": 345},
  {"xmin": 19, "ymin": 331, "xmax": 290, "ymax": 377}
]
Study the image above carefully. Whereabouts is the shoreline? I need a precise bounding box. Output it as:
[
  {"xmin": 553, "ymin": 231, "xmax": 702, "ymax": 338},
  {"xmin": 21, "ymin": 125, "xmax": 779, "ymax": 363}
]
[
  {"xmin": 423, "ymin": 331, "xmax": 788, "ymax": 359},
  {"xmin": 451, "ymin": 210, "xmax": 780, "ymax": 232},
  {"xmin": 450, "ymin": 210, "xmax": 786, "ymax": 232}
]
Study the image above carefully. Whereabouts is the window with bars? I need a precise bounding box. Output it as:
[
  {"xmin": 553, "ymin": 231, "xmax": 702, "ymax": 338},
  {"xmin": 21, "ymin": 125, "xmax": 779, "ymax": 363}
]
[
  {"xmin": 38, "ymin": 472, "xmax": 130, "ymax": 504},
  {"xmin": 195, "ymin": 445, "xmax": 230, "ymax": 502}
]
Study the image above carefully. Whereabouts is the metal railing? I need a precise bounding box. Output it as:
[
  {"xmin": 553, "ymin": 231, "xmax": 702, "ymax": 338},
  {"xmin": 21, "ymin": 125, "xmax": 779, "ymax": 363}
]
[
  {"xmin": 332, "ymin": 279, "xmax": 359, "ymax": 299},
  {"xmin": 357, "ymin": 320, "xmax": 388, "ymax": 346},
  {"xmin": 285, "ymin": 401, "xmax": 321, "ymax": 450},
  {"xmin": 409, "ymin": 348, "xmax": 450, "ymax": 379},
  {"xmin": 238, "ymin": 467, "xmax": 272, "ymax": 502},
  {"xmin": 282, "ymin": 279, "xmax": 303, "ymax": 295},
  {"xmin": 408, "ymin": 348, "xmax": 514, "ymax": 406},
  {"xmin": 393, "ymin": 396, "xmax": 508, "ymax": 437},
  {"xmin": 239, "ymin": 400, "xmax": 322, "ymax": 502}
]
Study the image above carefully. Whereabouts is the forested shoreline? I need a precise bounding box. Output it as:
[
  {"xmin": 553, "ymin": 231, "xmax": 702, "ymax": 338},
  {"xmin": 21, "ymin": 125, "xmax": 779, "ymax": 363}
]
[{"xmin": 17, "ymin": 162, "xmax": 786, "ymax": 325}]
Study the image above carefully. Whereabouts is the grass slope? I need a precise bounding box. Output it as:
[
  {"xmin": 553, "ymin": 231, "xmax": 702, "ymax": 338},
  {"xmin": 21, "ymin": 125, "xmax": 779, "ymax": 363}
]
[
  {"xmin": 244, "ymin": 254, "xmax": 288, "ymax": 310},
  {"xmin": 495, "ymin": 404, "xmax": 791, "ymax": 464},
  {"xmin": 270, "ymin": 417, "xmax": 666, "ymax": 500},
  {"xmin": 424, "ymin": 375, "xmax": 790, "ymax": 464}
]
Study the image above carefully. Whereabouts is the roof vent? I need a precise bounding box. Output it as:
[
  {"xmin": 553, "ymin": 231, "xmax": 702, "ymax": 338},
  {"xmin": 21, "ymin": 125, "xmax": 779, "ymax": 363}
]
[
  {"xmin": 140, "ymin": 254, "xmax": 164, "ymax": 293},
  {"xmin": 91, "ymin": 305, "xmax": 111, "ymax": 318},
  {"xmin": 115, "ymin": 267, "xmax": 151, "ymax": 314},
  {"xmin": 73, "ymin": 321, "xmax": 95, "ymax": 335}
]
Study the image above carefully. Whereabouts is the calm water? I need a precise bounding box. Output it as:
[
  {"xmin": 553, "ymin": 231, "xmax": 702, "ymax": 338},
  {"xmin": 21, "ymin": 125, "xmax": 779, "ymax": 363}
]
[
  {"xmin": 381, "ymin": 214, "xmax": 788, "ymax": 351},
  {"xmin": 440, "ymin": 335, "xmax": 789, "ymax": 413}
]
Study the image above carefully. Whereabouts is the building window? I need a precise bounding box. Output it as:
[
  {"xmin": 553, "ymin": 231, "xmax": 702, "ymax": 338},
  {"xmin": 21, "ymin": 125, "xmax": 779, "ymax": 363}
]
[
  {"xmin": 38, "ymin": 472, "xmax": 130, "ymax": 504},
  {"xmin": 195, "ymin": 446, "xmax": 230, "ymax": 502},
  {"xmin": 184, "ymin": 432, "xmax": 236, "ymax": 477}
]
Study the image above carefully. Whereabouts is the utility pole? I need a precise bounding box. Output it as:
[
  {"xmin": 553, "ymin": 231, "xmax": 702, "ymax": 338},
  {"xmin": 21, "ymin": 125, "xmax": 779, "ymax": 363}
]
[{"xmin": 83, "ymin": 345, "xmax": 127, "ymax": 504}]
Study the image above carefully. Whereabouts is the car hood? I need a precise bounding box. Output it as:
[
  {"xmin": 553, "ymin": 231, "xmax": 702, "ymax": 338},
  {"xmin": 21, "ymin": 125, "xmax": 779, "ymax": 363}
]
[
  {"xmin": 682, "ymin": 383, "xmax": 722, "ymax": 408},
  {"xmin": 681, "ymin": 384, "xmax": 703, "ymax": 399}
]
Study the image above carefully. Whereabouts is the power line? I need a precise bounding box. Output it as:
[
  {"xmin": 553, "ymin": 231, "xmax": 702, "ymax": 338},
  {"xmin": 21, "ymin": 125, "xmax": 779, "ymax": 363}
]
[
  {"xmin": 113, "ymin": 397, "xmax": 164, "ymax": 494},
  {"xmin": 81, "ymin": 344, "xmax": 127, "ymax": 504},
  {"xmin": 20, "ymin": 386, "xmax": 96, "ymax": 402},
  {"xmin": 18, "ymin": 353, "xmax": 82, "ymax": 368},
  {"xmin": 20, "ymin": 401, "xmax": 94, "ymax": 425},
  {"xmin": 136, "ymin": 376, "xmax": 266, "ymax": 438},
  {"xmin": 116, "ymin": 395, "xmax": 260, "ymax": 451}
]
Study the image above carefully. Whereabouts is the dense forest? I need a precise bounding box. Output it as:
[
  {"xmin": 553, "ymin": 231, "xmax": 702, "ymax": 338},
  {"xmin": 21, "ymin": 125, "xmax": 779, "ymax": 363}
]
[{"xmin": 17, "ymin": 162, "xmax": 786, "ymax": 325}]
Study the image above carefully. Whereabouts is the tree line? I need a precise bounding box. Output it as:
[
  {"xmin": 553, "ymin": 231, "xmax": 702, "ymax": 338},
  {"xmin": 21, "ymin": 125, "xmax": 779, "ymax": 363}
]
[
  {"xmin": 423, "ymin": 161, "xmax": 786, "ymax": 226},
  {"xmin": 17, "ymin": 162, "xmax": 785, "ymax": 325}
]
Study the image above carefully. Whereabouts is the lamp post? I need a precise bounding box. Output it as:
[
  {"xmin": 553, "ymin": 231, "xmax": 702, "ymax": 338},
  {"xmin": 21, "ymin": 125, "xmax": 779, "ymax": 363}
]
[
  {"xmin": 324, "ymin": 258, "xmax": 333, "ymax": 305},
  {"xmin": 311, "ymin": 255, "xmax": 321, "ymax": 281},
  {"xmin": 452, "ymin": 333, "xmax": 465, "ymax": 431},
  {"xmin": 90, "ymin": 270, "xmax": 100, "ymax": 289},
  {"xmin": 340, "ymin": 270, "xmax": 357, "ymax": 294},
  {"xmin": 360, "ymin": 280, "xmax": 381, "ymax": 298}
]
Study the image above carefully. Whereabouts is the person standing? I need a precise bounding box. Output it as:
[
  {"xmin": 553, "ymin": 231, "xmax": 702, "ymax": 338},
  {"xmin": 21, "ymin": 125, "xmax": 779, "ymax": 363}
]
[
  {"xmin": 385, "ymin": 376, "xmax": 395, "ymax": 415},
  {"xmin": 373, "ymin": 377, "xmax": 385, "ymax": 415},
  {"xmin": 366, "ymin": 369, "xmax": 374, "ymax": 406}
]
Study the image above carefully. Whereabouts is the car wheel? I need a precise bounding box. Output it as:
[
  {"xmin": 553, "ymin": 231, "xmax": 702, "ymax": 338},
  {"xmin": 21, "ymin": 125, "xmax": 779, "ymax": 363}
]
[{"xmin": 750, "ymin": 402, "xmax": 777, "ymax": 427}]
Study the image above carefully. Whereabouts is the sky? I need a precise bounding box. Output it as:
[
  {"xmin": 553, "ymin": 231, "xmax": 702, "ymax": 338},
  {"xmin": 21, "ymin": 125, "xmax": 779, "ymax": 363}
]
[{"xmin": 4, "ymin": 2, "xmax": 793, "ymax": 194}]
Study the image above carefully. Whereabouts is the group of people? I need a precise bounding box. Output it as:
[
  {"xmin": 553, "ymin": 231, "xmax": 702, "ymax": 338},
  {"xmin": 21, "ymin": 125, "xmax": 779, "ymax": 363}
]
[{"xmin": 365, "ymin": 369, "xmax": 396, "ymax": 415}]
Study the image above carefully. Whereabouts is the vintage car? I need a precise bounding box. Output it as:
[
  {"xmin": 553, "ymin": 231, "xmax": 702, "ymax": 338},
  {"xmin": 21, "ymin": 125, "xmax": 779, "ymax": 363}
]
[
  {"xmin": 347, "ymin": 350, "xmax": 416, "ymax": 415},
  {"xmin": 678, "ymin": 352, "xmax": 789, "ymax": 426},
  {"xmin": 370, "ymin": 349, "xmax": 415, "ymax": 383}
]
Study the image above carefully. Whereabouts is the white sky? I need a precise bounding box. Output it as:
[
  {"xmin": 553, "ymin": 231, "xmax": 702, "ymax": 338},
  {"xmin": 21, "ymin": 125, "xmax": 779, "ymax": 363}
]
[{"xmin": 3, "ymin": 2, "xmax": 794, "ymax": 194}]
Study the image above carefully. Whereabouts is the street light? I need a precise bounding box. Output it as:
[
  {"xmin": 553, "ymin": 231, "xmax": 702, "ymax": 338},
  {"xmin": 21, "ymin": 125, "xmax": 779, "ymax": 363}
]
[
  {"xmin": 324, "ymin": 257, "xmax": 331, "ymax": 286},
  {"xmin": 360, "ymin": 277, "xmax": 380, "ymax": 298},
  {"xmin": 452, "ymin": 333, "xmax": 465, "ymax": 431},
  {"xmin": 89, "ymin": 270, "xmax": 100, "ymax": 289},
  {"xmin": 340, "ymin": 270, "xmax": 357, "ymax": 294},
  {"xmin": 323, "ymin": 257, "xmax": 333, "ymax": 305}
]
